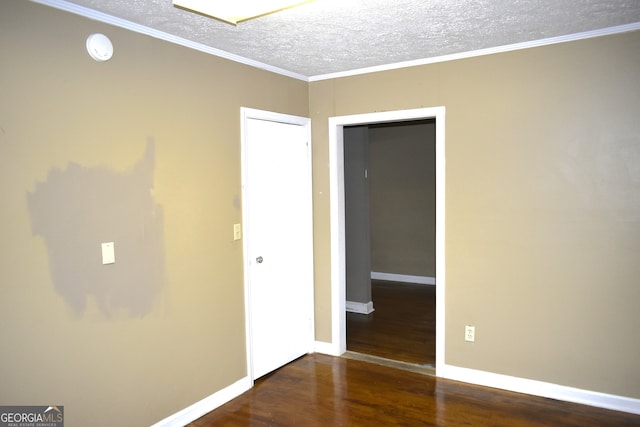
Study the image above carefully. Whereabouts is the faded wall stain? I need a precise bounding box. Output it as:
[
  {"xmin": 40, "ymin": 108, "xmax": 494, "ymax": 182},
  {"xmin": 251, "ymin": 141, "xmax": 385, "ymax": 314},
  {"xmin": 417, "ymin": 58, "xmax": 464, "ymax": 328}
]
[{"xmin": 27, "ymin": 140, "xmax": 165, "ymax": 318}]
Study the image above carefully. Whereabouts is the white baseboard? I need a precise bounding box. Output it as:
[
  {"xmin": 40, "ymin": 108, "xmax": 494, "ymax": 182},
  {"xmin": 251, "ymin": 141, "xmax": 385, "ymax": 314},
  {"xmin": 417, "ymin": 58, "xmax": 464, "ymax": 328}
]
[
  {"xmin": 346, "ymin": 300, "xmax": 374, "ymax": 314},
  {"xmin": 150, "ymin": 376, "xmax": 252, "ymax": 427},
  {"xmin": 315, "ymin": 340, "xmax": 342, "ymax": 356},
  {"xmin": 371, "ymin": 272, "xmax": 436, "ymax": 285},
  {"xmin": 440, "ymin": 364, "xmax": 640, "ymax": 416}
]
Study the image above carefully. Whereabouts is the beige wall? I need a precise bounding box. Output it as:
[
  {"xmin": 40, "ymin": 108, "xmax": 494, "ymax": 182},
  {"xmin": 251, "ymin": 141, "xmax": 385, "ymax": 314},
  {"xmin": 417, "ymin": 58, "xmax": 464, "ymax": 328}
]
[
  {"xmin": 310, "ymin": 31, "xmax": 640, "ymax": 398},
  {"xmin": 0, "ymin": 2, "xmax": 307, "ymax": 426},
  {"xmin": 369, "ymin": 121, "xmax": 436, "ymax": 277}
]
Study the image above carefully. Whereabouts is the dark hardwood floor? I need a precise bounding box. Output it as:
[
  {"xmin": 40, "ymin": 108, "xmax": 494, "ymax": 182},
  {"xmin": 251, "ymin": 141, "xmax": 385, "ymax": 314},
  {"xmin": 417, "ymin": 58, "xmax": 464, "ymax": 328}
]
[
  {"xmin": 189, "ymin": 281, "xmax": 639, "ymax": 426},
  {"xmin": 347, "ymin": 280, "xmax": 435, "ymax": 365},
  {"xmin": 189, "ymin": 353, "xmax": 640, "ymax": 426}
]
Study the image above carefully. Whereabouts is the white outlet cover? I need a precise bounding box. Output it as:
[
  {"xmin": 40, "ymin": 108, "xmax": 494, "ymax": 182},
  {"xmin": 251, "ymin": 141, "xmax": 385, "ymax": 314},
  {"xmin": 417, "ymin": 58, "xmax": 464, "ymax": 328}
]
[{"xmin": 465, "ymin": 325, "xmax": 475, "ymax": 342}]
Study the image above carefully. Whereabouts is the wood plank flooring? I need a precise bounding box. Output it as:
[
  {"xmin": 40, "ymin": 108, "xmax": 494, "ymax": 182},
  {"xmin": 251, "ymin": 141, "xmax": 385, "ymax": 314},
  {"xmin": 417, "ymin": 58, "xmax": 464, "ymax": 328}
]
[
  {"xmin": 189, "ymin": 353, "xmax": 640, "ymax": 426},
  {"xmin": 347, "ymin": 280, "xmax": 435, "ymax": 365}
]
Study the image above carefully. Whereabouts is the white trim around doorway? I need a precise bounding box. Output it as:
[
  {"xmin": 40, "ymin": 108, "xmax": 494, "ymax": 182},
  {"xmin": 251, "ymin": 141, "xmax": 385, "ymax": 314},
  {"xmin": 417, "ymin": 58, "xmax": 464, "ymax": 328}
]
[{"xmin": 321, "ymin": 107, "xmax": 446, "ymax": 373}]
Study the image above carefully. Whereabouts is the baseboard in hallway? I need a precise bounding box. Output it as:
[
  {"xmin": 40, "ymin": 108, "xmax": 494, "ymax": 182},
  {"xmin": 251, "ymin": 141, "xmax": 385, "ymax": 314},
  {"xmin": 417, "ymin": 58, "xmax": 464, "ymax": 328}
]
[
  {"xmin": 370, "ymin": 272, "xmax": 436, "ymax": 285},
  {"xmin": 345, "ymin": 300, "xmax": 374, "ymax": 314}
]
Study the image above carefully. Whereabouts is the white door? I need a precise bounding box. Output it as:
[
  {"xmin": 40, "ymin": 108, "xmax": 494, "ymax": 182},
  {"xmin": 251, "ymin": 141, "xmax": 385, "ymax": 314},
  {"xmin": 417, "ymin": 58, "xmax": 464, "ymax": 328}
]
[{"xmin": 241, "ymin": 107, "xmax": 315, "ymax": 380}]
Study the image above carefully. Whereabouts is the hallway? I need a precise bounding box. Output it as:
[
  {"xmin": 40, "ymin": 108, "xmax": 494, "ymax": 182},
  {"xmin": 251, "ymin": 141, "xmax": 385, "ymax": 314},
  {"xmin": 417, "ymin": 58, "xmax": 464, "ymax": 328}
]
[{"xmin": 346, "ymin": 280, "xmax": 435, "ymax": 365}]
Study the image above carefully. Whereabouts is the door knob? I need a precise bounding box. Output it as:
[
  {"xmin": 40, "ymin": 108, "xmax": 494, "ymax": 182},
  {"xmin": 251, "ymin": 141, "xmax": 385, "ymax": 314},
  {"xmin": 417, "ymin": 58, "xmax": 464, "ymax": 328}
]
[{"xmin": 256, "ymin": 256, "xmax": 264, "ymax": 264}]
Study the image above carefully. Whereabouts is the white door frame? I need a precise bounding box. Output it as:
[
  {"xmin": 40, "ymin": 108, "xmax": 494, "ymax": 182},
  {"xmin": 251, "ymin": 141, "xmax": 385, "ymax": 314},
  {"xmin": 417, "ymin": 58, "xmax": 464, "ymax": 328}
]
[
  {"xmin": 327, "ymin": 107, "xmax": 446, "ymax": 373},
  {"xmin": 240, "ymin": 107, "xmax": 315, "ymax": 384}
]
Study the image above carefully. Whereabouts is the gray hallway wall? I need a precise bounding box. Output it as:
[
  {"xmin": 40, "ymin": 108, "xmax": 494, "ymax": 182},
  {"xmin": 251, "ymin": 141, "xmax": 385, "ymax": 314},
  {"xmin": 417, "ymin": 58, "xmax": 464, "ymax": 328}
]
[
  {"xmin": 369, "ymin": 120, "xmax": 436, "ymax": 278},
  {"xmin": 344, "ymin": 126, "xmax": 372, "ymax": 305}
]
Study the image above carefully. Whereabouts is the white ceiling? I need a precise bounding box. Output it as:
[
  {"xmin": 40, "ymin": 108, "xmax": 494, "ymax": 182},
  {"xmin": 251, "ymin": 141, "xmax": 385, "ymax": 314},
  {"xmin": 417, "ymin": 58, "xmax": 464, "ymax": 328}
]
[{"xmin": 37, "ymin": 0, "xmax": 640, "ymax": 80}]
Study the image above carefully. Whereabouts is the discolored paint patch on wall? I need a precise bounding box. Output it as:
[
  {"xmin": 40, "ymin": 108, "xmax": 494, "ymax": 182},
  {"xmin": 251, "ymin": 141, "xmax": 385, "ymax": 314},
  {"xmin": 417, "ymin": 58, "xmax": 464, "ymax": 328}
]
[{"xmin": 27, "ymin": 140, "xmax": 165, "ymax": 318}]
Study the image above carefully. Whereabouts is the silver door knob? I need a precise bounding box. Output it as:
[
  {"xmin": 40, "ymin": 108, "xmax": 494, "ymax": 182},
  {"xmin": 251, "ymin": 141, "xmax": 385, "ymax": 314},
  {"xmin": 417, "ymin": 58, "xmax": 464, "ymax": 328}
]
[{"xmin": 256, "ymin": 256, "xmax": 264, "ymax": 264}]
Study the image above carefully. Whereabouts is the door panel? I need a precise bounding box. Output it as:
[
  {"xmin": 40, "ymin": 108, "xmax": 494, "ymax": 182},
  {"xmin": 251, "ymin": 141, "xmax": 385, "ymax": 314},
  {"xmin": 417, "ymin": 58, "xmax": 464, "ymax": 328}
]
[{"xmin": 242, "ymin": 110, "xmax": 314, "ymax": 380}]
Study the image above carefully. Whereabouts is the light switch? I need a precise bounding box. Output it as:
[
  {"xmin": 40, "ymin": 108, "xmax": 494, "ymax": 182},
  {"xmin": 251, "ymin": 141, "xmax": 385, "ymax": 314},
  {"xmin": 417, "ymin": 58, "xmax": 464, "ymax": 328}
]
[
  {"xmin": 101, "ymin": 242, "xmax": 115, "ymax": 265},
  {"xmin": 233, "ymin": 224, "xmax": 242, "ymax": 241}
]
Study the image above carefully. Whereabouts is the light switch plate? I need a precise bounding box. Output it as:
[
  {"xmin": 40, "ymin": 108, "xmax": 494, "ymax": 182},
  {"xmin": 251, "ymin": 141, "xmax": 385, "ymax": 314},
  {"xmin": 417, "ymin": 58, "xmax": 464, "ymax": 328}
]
[
  {"xmin": 101, "ymin": 242, "xmax": 115, "ymax": 264},
  {"xmin": 233, "ymin": 224, "xmax": 242, "ymax": 241}
]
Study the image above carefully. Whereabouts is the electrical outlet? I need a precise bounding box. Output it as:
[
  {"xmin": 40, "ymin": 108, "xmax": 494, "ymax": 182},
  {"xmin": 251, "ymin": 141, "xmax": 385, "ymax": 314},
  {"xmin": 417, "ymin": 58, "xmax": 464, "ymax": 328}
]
[
  {"xmin": 233, "ymin": 223, "xmax": 242, "ymax": 241},
  {"xmin": 465, "ymin": 325, "xmax": 475, "ymax": 342}
]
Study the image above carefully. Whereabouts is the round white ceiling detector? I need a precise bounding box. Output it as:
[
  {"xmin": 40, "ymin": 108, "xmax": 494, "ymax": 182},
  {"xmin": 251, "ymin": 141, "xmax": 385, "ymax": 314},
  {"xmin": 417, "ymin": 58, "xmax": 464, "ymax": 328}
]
[{"xmin": 86, "ymin": 33, "xmax": 113, "ymax": 62}]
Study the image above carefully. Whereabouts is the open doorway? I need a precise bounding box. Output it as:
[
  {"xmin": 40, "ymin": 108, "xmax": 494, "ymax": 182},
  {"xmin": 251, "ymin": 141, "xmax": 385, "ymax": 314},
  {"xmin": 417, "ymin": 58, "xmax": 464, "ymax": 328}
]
[
  {"xmin": 327, "ymin": 107, "xmax": 445, "ymax": 374},
  {"xmin": 344, "ymin": 119, "xmax": 436, "ymax": 367}
]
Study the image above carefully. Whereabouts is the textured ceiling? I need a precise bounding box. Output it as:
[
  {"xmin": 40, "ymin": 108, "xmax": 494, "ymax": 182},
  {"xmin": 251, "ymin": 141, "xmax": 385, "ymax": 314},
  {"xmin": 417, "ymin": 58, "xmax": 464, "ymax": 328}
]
[{"xmin": 39, "ymin": 0, "xmax": 640, "ymax": 79}]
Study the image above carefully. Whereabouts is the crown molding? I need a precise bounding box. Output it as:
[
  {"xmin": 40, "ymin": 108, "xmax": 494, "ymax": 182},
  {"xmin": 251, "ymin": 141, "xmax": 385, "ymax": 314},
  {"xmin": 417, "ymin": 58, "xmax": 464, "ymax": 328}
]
[
  {"xmin": 31, "ymin": 0, "xmax": 310, "ymax": 81},
  {"xmin": 30, "ymin": 1, "xmax": 640, "ymax": 83},
  {"xmin": 309, "ymin": 22, "xmax": 640, "ymax": 81}
]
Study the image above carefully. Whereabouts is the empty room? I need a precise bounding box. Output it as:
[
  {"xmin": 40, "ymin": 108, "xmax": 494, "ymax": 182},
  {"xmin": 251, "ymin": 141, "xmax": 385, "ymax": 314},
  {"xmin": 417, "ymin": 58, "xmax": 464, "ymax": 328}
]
[{"xmin": 2, "ymin": 1, "xmax": 640, "ymax": 426}]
